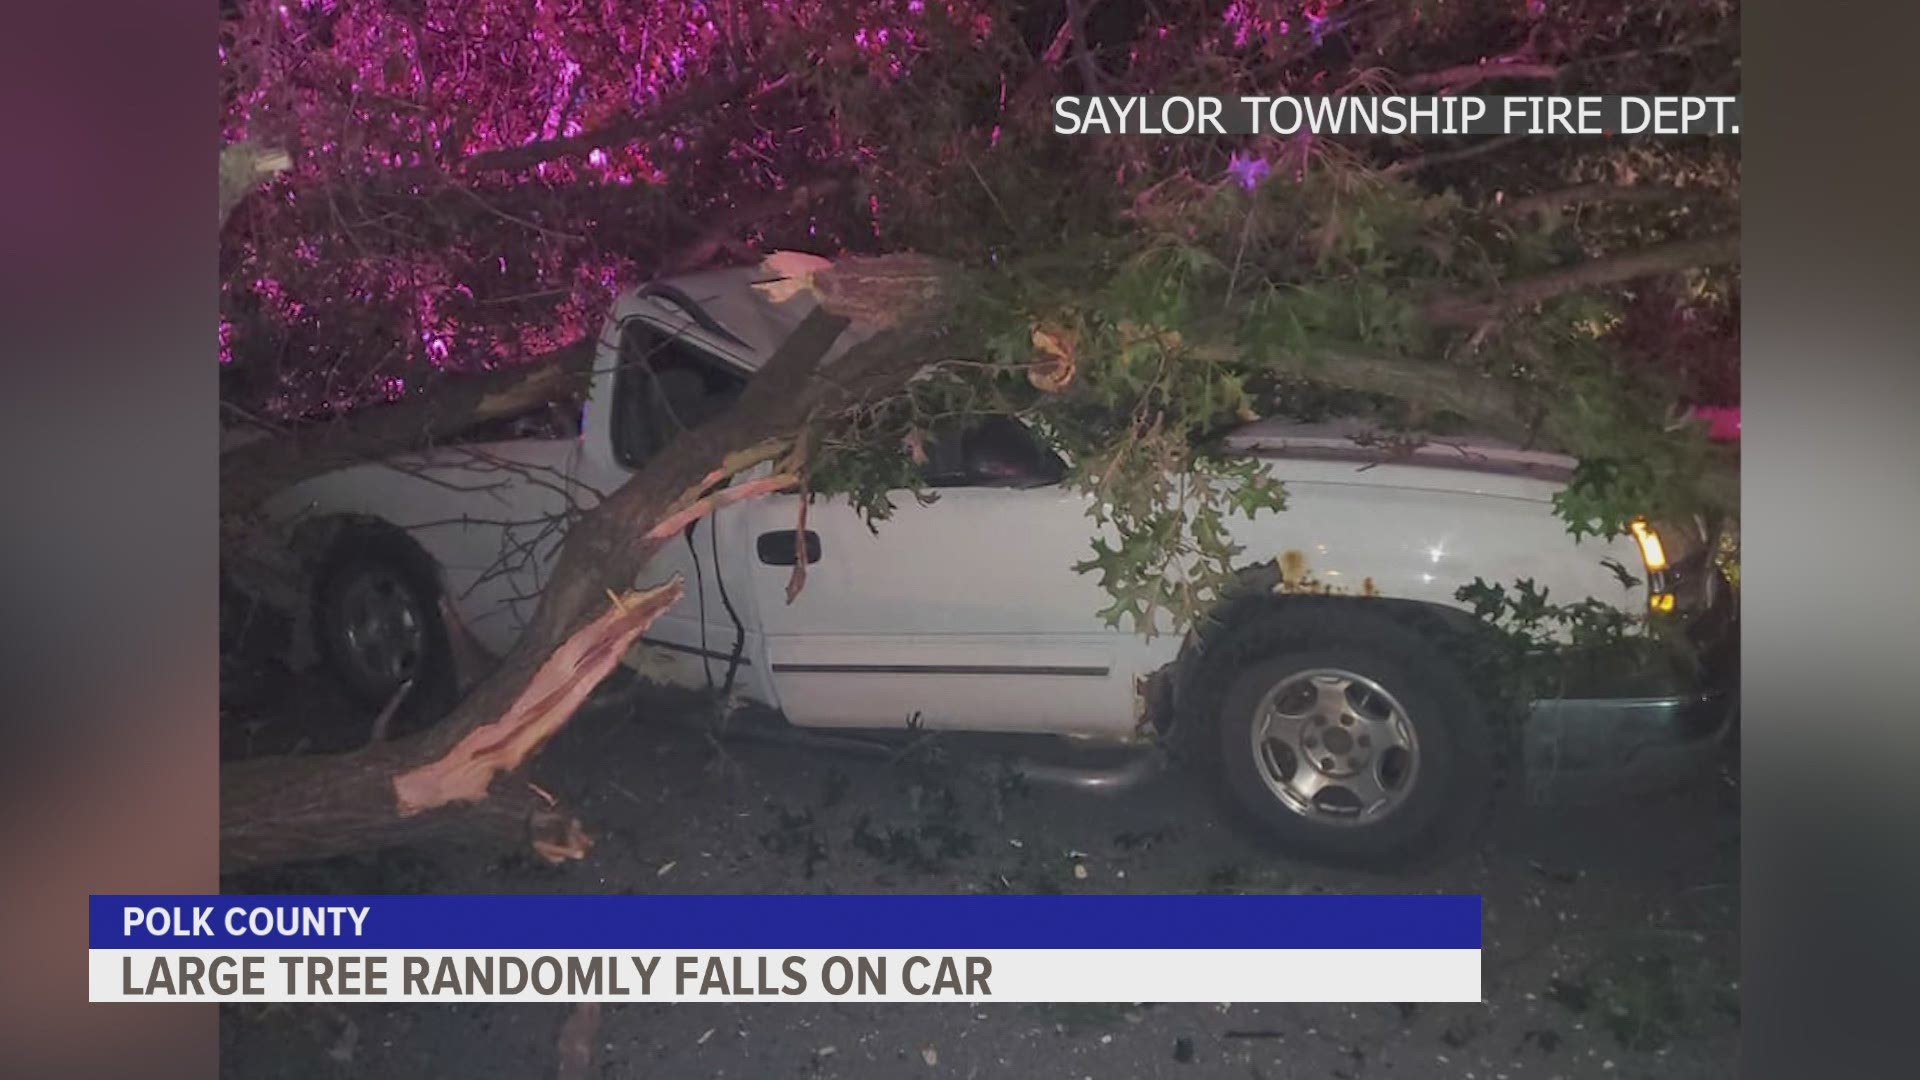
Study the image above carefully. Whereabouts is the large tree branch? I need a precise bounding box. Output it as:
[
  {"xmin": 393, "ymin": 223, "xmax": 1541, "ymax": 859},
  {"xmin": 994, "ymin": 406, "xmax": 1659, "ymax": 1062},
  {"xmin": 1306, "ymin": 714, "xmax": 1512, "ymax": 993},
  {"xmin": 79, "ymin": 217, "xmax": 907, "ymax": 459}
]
[
  {"xmin": 1382, "ymin": 134, "xmax": 1527, "ymax": 176},
  {"xmin": 390, "ymin": 581, "xmax": 684, "ymax": 815},
  {"xmin": 223, "ymin": 228, "xmax": 1734, "ymax": 529},
  {"xmin": 1400, "ymin": 61, "xmax": 1559, "ymax": 92},
  {"xmin": 219, "ymin": 338, "xmax": 596, "ymax": 514},
  {"xmin": 657, "ymin": 178, "xmax": 846, "ymax": 274},
  {"xmin": 1500, "ymin": 183, "xmax": 1701, "ymax": 220},
  {"xmin": 459, "ymin": 73, "xmax": 780, "ymax": 174},
  {"xmin": 1423, "ymin": 233, "xmax": 1741, "ymax": 328},
  {"xmin": 1005, "ymin": 0, "xmax": 1111, "ymax": 119},
  {"xmin": 222, "ymin": 174, "xmax": 846, "ymax": 515}
]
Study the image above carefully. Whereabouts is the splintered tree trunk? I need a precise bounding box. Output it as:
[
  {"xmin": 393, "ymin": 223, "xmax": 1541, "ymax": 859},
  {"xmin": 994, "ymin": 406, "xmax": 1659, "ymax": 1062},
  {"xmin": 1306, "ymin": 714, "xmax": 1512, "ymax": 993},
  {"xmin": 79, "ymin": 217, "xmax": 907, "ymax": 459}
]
[
  {"xmin": 220, "ymin": 257, "xmax": 968, "ymax": 873},
  {"xmin": 221, "ymin": 585, "xmax": 682, "ymax": 870}
]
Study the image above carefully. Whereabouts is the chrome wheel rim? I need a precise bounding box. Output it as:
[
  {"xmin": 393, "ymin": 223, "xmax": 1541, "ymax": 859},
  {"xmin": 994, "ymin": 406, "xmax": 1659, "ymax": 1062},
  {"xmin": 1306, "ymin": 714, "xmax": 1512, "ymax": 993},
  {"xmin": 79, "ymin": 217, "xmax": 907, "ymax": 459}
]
[
  {"xmin": 1249, "ymin": 668, "xmax": 1420, "ymax": 826},
  {"xmin": 334, "ymin": 568, "xmax": 426, "ymax": 691}
]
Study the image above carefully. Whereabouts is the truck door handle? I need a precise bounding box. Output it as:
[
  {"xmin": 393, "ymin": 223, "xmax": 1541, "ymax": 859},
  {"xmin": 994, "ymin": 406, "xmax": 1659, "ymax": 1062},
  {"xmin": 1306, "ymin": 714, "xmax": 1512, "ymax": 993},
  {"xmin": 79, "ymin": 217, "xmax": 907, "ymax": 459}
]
[{"xmin": 757, "ymin": 530, "xmax": 821, "ymax": 566}]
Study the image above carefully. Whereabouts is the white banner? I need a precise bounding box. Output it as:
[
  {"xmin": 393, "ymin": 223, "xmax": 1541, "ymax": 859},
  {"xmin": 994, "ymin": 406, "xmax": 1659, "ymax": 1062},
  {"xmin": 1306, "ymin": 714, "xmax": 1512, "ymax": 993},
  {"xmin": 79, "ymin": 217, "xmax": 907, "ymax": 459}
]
[{"xmin": 95, "ymin": 948, "xmax": 1480, "ymax": 1003}]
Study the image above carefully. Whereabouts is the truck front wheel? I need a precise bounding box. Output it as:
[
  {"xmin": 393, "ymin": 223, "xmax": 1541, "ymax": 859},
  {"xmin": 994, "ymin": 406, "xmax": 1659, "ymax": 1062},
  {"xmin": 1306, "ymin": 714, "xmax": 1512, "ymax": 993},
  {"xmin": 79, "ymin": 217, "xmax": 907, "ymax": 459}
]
[
  {"xmin": 1185, "ymin": 606, "xmax": 1498, "ymax": 871},
  {"xmin": 312, "ymin": 529, "xmax": 457, "ymax": 730}
]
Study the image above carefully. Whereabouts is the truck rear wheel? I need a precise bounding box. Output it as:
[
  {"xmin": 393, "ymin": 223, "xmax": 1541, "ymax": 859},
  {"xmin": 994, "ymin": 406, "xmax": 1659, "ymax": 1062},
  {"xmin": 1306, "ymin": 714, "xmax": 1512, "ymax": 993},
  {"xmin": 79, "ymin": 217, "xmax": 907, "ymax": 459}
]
[{"xmin": 1182, "ymin": 605, "xmax": 1497, "ymax": 871}]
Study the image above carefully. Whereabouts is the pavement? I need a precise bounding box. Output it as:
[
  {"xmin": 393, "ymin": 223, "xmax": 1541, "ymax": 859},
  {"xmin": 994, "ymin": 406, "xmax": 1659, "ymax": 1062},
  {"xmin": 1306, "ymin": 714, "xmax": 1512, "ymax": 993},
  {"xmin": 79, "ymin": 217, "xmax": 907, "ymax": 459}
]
[{"xmin": 219, "ymin": 680, "xmax": 1740, "ymax": 1079}]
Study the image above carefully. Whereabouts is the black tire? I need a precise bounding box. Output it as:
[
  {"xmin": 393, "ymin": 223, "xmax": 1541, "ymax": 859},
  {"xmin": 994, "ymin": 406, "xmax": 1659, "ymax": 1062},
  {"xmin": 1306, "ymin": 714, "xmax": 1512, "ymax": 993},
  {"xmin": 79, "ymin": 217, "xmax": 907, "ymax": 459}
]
[
  {"xmin": 1177, "ymin": 604, "xmax": 1498, "ymax": 872},
  {"xmin": 312, "ymin": 528, "xmax": 458, "ymax": 730}
]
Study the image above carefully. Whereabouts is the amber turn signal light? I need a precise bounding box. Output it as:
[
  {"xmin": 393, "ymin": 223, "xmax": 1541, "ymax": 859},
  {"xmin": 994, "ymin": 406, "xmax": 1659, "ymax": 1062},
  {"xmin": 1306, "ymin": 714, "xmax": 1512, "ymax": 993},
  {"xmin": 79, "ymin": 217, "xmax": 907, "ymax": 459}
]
[{"xmin": 1629, "ymin": 518, "xmax": 1668, "ymax": 574}]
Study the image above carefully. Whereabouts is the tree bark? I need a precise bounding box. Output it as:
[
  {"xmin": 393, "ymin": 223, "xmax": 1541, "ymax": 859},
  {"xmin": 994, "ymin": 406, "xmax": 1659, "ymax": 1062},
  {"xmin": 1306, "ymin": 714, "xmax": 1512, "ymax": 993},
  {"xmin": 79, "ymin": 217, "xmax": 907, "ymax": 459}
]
[
  {"xmin": 220, "ymin": 338, "xmax": 595, "ymax": 516},
  {"xmin": 219, "ymin": 186, "xmax": 846, "ymax": 518},
  {"xmin": 220, "ymin": 259, "xmax": 967, "ymax": 873},
  {"xmin": 1422, "ymin": 233, "xmax": 1740, "ymax": 329},
  {"xmin": 458, "ymin": 73, "xmax": 776, "ymax": 174},
  {"xmin": 219, "ymin": 236, "xmax": 1739, "ymax": 871},
  {"xmin": 657, "ymin": 179, "xmax": 847, "ymax": 275}
]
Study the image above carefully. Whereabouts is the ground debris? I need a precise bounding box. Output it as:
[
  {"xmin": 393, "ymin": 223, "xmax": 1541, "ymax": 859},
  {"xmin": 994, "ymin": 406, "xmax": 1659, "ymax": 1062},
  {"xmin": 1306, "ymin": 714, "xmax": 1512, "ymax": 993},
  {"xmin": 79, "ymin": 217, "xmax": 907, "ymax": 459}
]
[{"xmin": 221, "ymin": 673, "xmax": 1738, "ymax": 1080}]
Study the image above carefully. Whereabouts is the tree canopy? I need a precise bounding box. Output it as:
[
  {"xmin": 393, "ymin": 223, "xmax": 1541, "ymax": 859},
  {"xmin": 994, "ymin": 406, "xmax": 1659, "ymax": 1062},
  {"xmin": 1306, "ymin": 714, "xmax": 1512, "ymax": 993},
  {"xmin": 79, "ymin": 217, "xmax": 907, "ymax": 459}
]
[{"xmin": 221, "ymin": 0, "xmax": 1739, "ymax": 634}]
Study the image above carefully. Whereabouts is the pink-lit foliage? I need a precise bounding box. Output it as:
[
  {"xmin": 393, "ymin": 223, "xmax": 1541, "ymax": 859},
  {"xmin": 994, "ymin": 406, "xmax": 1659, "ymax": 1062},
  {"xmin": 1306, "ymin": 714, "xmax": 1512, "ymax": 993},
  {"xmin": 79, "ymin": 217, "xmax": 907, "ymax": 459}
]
[
  {"xmin": 221, "ymin": 0, "xmax": 1008, "ymax": 420},
  {"xmin": 220, "ymin": 0, "xmax": 1738, "ymax": 422}
]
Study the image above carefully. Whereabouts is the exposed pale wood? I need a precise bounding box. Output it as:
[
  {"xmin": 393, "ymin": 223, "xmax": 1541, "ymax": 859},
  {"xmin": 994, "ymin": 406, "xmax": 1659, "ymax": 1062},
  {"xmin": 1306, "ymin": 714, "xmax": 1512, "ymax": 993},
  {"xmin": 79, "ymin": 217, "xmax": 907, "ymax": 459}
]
[
  {"xmin": 391, "ymin": 582, "xmax": 682, "ymax": 816},
  {"xmin": 643, "ymin": 472, "xmax": 801, "ymax": 542}
]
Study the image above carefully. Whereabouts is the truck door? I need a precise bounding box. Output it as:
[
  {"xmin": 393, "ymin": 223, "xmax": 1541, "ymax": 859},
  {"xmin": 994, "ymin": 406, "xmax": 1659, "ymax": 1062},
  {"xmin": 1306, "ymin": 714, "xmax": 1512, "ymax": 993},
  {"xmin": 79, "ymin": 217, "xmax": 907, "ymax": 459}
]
[
  {"xmin": 570, "ymin": 317, "xmax": 770, "ymax": 700},
  {"xmin": 737, "ymin": 416, "xmax": 1148, "ymax": 736}
]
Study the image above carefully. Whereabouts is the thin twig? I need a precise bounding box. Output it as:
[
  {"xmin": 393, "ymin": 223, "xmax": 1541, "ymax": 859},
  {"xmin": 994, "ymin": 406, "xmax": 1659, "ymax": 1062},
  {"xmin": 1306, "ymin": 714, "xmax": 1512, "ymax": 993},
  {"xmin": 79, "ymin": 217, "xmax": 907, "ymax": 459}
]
[
  {"xmin": 367, "ymin": 679, "xmax": 414, "ymax": 744},
  {"xmin": 450, "ymin": 183, "xmax": 587, "ymax": 242},
  {"xmin": 962, "ymin": 152, "xmax": 1016, "ymax": 234}
]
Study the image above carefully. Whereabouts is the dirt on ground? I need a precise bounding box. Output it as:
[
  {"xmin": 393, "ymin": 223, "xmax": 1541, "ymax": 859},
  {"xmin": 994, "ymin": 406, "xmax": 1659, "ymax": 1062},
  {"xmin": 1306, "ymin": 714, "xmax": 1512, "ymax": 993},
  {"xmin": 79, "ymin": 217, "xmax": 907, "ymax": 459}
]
[{"xmin": 218, "ymin": 675, "xmax": 1739, "ymax": 1080}]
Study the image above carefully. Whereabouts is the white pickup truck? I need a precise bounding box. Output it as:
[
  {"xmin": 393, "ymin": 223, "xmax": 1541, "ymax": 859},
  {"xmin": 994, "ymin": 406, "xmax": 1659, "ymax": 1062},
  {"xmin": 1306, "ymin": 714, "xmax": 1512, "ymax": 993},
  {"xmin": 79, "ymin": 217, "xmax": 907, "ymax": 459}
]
[{"xmin": 264, "ymin": 258, "xmax": 1736, "ymax": 868}]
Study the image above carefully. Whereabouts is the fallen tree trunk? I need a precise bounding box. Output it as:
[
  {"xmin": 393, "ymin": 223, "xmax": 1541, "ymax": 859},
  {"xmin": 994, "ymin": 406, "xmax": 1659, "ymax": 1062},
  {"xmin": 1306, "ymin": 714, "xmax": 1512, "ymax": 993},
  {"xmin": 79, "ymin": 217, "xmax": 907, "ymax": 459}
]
[
  {"xmin": 220, "ymin": 258, "xmax": 964, "ymax": 872},
  {"xmin": 222, "ymin": 583, "xmax": 682, "ymax": 870}
]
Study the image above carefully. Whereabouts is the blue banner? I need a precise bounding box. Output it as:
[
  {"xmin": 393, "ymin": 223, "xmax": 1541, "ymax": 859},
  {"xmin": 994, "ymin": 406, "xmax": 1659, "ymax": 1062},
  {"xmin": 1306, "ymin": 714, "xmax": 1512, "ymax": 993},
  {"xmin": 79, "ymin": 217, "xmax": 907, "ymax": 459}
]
[{"xmin": 93, "ymin": 894, "xmax": 1480, "ymax": 950}]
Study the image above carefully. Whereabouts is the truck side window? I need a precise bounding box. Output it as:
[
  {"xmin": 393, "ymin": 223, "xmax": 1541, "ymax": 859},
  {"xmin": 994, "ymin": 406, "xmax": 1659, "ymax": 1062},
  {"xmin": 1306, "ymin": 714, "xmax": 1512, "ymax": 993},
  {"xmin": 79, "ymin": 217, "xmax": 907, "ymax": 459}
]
[
  {"xmin": 612, "ymin": 324, "xmax": 745, "ymax": 468},
  {"xmin": 921, "ymin": 415, "xmax": 1066, "ymax": 489}
]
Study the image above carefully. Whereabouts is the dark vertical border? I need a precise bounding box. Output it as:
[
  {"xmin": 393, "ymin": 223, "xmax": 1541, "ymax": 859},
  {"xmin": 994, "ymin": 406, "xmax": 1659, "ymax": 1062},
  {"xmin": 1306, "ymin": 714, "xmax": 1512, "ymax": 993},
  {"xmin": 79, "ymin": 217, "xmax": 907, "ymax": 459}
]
[
  {"xmin": 1743, "ymin": 4, "xmax": 1920, "ymax": 1078},
  {"xmin": 0, "ymin": 3, "xmax": 218, "ymax": 1078}
]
